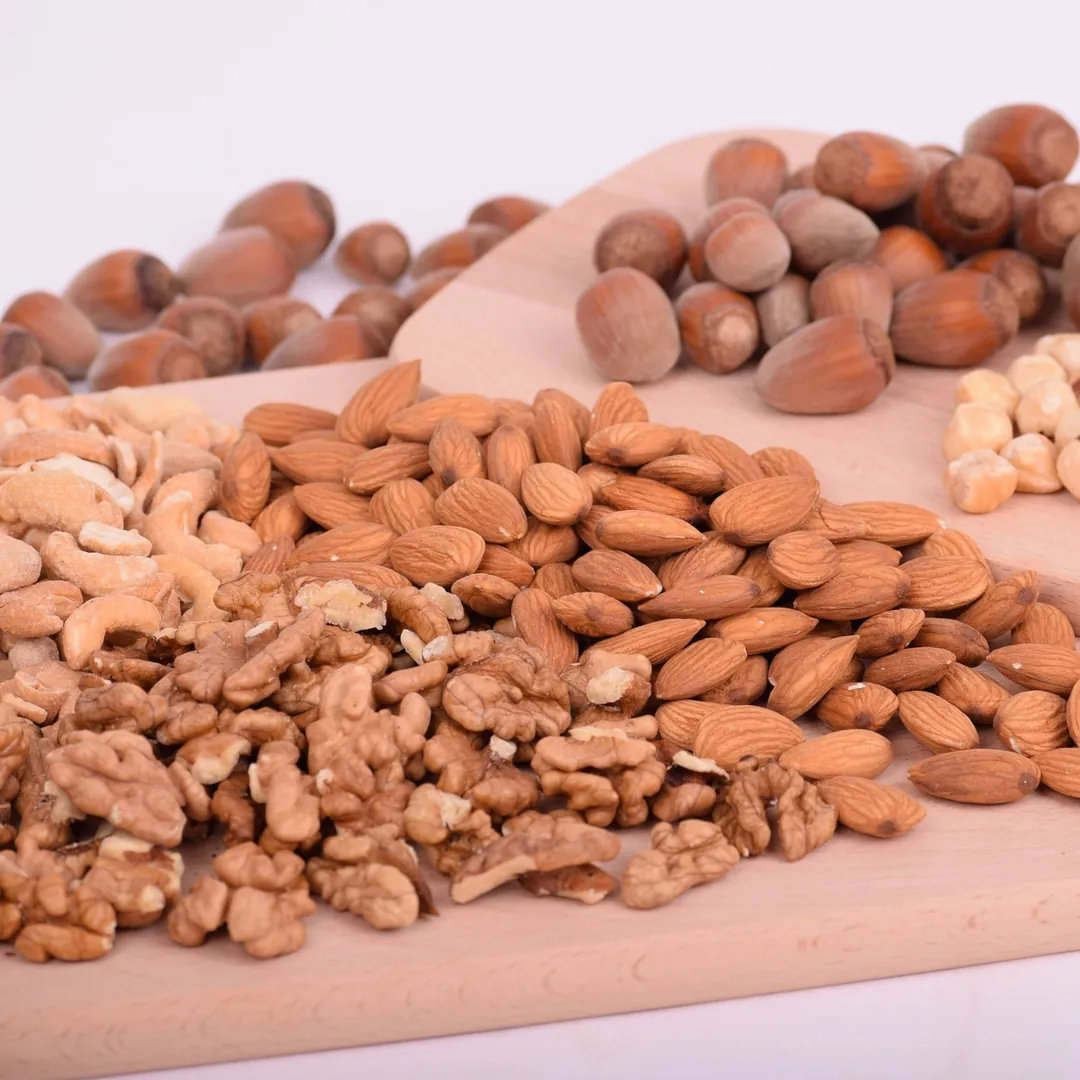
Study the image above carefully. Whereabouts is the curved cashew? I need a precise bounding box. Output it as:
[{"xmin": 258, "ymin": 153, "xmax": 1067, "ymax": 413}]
[
  {"xmin": 0, "ymin": 533, "xmax": 41, "ymax": 592},
  {"xmin": 159, "ymin": 440, "xmax": 222, "ymax": 481},
  {"xmin": 153, "ymin": 553, "xmax": 229, "ymax": 625},
  {"xmin": 107, "ymin": 437, "xmax": 138, "ymax": 487},
  {"xmin": 41, "ymin": 531, "xmax": 159, "ymax": 597},
  {"xmin": 197, "ymin": 511, "xmax": 262, "ymax": 557},
  {"xmin": 105, "ymin": 388, "xmax": 206, "ymax": 434},
  {"xmin": 0, "ymin": 470, "xmax": 123, "ymax": 534},
  {"xmin": 0, "ymin": 429, "xmax": 114, "ymax": 470},
  {"xmin": 78, "ymin": 522, "xmax": 153, "ymax": 558},
  {"xmin": 15, "ymin": 395, "xmax": 76, "ymax": 431},
  {"xmin": 142, "ymin": 491, "xmax": 242, "ymax": 583},
  {"xmin": 62, "ymin": 595, "xmax": 162, "ymax": 670},
  {"xmin": 7, "ymin": 637, "xmax": 59, "ymax": 671},
  {"xmin": 150, "ymin": 470, "xmax": 219, "ymax": 519},
  {"xmin": 129, "ymin": 431, "xmax": 165, "ymax": 527},
  {"xmin": 26, "ymin": 455, "xmax": 134, "ymax": 515}
]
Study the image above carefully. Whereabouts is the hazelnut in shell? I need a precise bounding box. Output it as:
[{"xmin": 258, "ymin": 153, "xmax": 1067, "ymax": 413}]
[
  {"xmin": 754, "ymin": 274, "xmax": 811, "ymax": 348},
  {"xmin": 411, "ymin": 224, "xmax": 507, "ymax": 278},
  {"xmin": 915, "ymin": 154, "xmax": 1014, "ymax": 254},
  {"xmin": 1014, "ymin": 182, "xmax": 1080, "ymax": 267},
  {"xmin": 221, "ymin": 180, "xmax": 336, "ymax": 269},
  {"xmin": 809, "ymin": 260, "xmax": 893, "ymax": 329},
  {"xmin": 260, "ymin": 314, "xmax": 375, "ymax": 371},
  {"xmin": 0, "ymin": 322, "xmax": 44, "ymax": 375},
  {"xmin": 1061, "ymin": 232, "xmax": 1080, "ymax": 331},
  {"xmin": 703, "ymin": 137, "xmax": 788, "ymax": 209},
  {"xmin": 87, "ymin": 329, "xmax": 206, "ymax": 391},
  {"xmin": 871, "ymin": 226, "xmax": 948, "ymax": 294},
  {"xmin": 243, "ymin": 296, "xmax": 322, "ymax": 367},
  {"xmin": 703, "ymin": 209, "xmax": 791, "ymax": 293},
  {"xmin": 0, "ymin": 365, "xmax": 71, "ymax": 401},
  {"xmin": 688, "ymin": 197, "xmax": 765, "ymax": 281},
  {"xmin": 179, "ymin": 227, "xmax": 296, "ymax": 307},
  {"xmin": 333, "ymin": 287, "xmax": 413, "ymax": 355},
  {"xmin": 957, "ymin": 250, "xmax": 1047, "ymax": 324},
  {"xmin": 1, "ymin": 291, "xmax": 102, "ymax": 378},
  {"xmin": 64, "ymin": 250, "xmax": 180, "ymax": 332},
  {"xmin": 593, "ymin": 209, "xmax": 688, "ymax": 289},
  {"xmin": 963, "ymin": 104, "xmax": 1079, "ymax": 187},
  {"xmin": 813, "ymin": 131, "xmax": 925, "ymax": 212},
  {"xmin": 675, "ymin": 283, "xmax": 759, "ymax": 374},
  {"xmin": 156, "ymin": 296, "xmax": 245, "ymax": 376},
  {"xmin": 468, "ymin": 195, "xmax": 548, "ymax": 234},
  {"xmin": 403, "ymin": 268, "xmax": 460, "ymax": 310},
  {"xmin": 772, "ymin": 190, "xmax": 880, "ymax": 275},
  {"xmin": 335, "ymin": 221, "xmax": 411, "ymax": 285}
]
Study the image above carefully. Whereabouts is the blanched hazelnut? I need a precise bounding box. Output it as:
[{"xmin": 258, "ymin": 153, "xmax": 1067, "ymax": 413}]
[
  {"xmin": 954, "ymin": 369, "xmax": 1019, "ymax": 416},
  {"xmin": 1054, "ymin": 409, "xmax": 1080, "ymax": 448},
  {"xmin": 1058, "ymin": 439, "xmax": 1080, "ymax": 501},
  {"xmin": 942, "ymin": 402, "xmax": 1014, "ymax": 462},
  {"xmin": 1034, "ymin": 333, "xmax": 1080, "ymax": 383},
  {"xmin": 1014, "ymin": 378, "xmax": 1079, "ymax": 436},
  {"xmin": 944, "ymin": 449, "xmax": 1018, "ymax": 513},
  {"xmin": 1000, "ymin": 433, "xmax": 1062, "ymax": 493},
  {"xmin": 1007, "ymin": 353, "xmax": 1067, "ymax": 394}
]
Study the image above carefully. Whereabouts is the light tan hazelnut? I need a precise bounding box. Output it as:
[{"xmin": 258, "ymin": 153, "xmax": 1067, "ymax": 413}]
[
  {"xmin": 1034, "ymin": 333, "xmax": 1080, "ymax": 383},
  {"xmin": 1007, "ymin": 353, "xmax": 1067, "ymax": 394},
  {"xmin": 954, "ymin": 369, "xmax": 1020, "ymax": 416},
  {"xmin": 1014, "ymin": 378, "xmax": 1079, "ymax": 436},
  {"xmin": 1000, "ymin": 433, "xmax": 1062, "ymax": 493},
  {"xmin": 1057, "ymin": 439, "xmax": 1080, "ymax": 500},
  {"xmin": 942, "ymin": 402, "xmax": 1014, "ymax": 462},
  {"xmin": 1054, "ymin": 409, "xmax": 1080, "ymax": 448},
  {"xmin": 944, "ymin": 449, "xmax": 1018, "ymax": 513}
]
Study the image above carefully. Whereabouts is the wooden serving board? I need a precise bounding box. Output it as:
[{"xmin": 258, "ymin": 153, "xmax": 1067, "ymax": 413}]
[{"xmin": 6, "ymin": 133, "xmax": 1080, "ymax": 1079}]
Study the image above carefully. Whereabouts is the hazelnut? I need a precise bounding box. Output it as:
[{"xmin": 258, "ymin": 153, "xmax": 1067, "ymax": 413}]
[
  {"xmin": 0, "ymin": 364, "xmax": 71, "ymax": 401},
  {"xmin": 919, "ymin": 144, "xmax": 958, "ymax": 174},
  {"xmin": 871, "ymin": 226, "xmax": 948, "ymax": 294},
  {"xmin": 593, "ymin": 209, "xmax": 688, "ymax": 289},
  {"xmin": 242, "ymin": 296, "xmax": 322, "ymax": 366},
  {"xmin": 703, "ymin": 137, "xmax": 788, "ymax": 208},
  {"xmin": 1, "ymin": 291, "xmax": 102, "ymax": 378},
  {"xmin": 403, "ymin": 267, "xmax": 460, "ymax": 310},
  {"xmin": 411, "ymin": 224, "xmax": 507, "ymax": 277},
  {"xmin": 156, "ymin": 296, "xmax": 245, "ymax": 377},
  {"xmin": 178, "ymin": 227, "xmax": 296, "ymax": 307},
  {"xmin": 64, "ymin": 250, "xmax": 180, "ymax": 332},
  {"xmin": 755, "ymin": 273, "xmax": 811, "ymax": 348},
  {"xmin": 1014, "ymin": 182, "xmax": 1080, "ymax": 267},
  {"xmin": 944, "ymin": 449, "xmax": 1018, "ymax": 513},
  {"xmin": 1034, "ymin": 333, "xmax": 1080, "ymax": 383},
  {"xmin": 1001, "ymin": 433, "xmax": 1062, "ymax": 494},
  {"xmin": 957, "ymin": 250, "xmax": 1047, "ymax": 324},
  {"xmin": 0, "ymin": 322, "xmax": 44, "ymax": 375},
  {"xmin": 675, "ymin": 283, "xmax": 759, "ymax": 374},
  {"xmin": 1007, "ymin": 352, "xmax": 1068, "ymax": 394},
  {"xmin": 261, "ymin": 315, "xmax": 375, "ymax": 371},
  {"xmin": 1057, "ymin": 438, "xmax": 1080, "ymax": 500},
  {"xmin": 688, "ymin": 197, "xmax": 764, "ymax": 282},
  {"xmin": 954, "ymin": 369, "xmax": 1019, "ymax": 416},
  {"xmin": 703, "ymin": 209, "xmax": 791, "ymax": 293},
  {"xmin": 942, "ymin": 403, "xmax": 1014, "ymax": 462},
  {"xmin": 915, "ymin": 154, "xmax": 1014, "ymax": 254},
  {"xmin": 772, "ymin": 190, "xmax": 880, "ymax": 275},
  {"xmin": 467, "ymin": 195, "xmax": 548, "ymax": 234},
  {"xmin": 1054, "ymin": 409, "xmax": 1080, "ymax": 448},
  {"xmin": 334, "ymin": 222, "xmax": 411, "ymax": 285},
  {"xmin": 963, "ymin": 104, "xmax": 1079, "ymax": 187},
  {"xmin": 221, "ymin": 180, "xmax": 336, "ymax": 269},
  {"xmin": 333, "ymin": 287, "xmax": 413, "ymax": 355},
  {"xmin": 1014, "ymin": 378, "xmax": 1079, "ymax": 437},
  {"xmin": 813, "ymin": 131, "xmax": 925, "ymax": 212},
  {"xmin": 808, "ymin": 260, "xmax": 893, "ymax": 329},
  {"xmin": 86, "ymin": 329, "xmax": 207, "ymax": 391}
]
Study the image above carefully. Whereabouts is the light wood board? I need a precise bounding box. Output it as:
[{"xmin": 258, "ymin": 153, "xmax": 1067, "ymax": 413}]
[{"xmin": 6, "ymin": 137, "xmax": 1080, "ymax": 1079}]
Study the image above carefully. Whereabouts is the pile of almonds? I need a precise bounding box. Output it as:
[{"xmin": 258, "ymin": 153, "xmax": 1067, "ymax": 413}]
[
  {"xmin": 1, "ymin": 361, "xmax": 1078, "ymax": 965},
  {"xmin": 576, "ymin": 103, "xmax": 1080, "ymax": 414},
  {"xmin": 0, "ymin": 188, "xmax": 546, "ymax": 398}
]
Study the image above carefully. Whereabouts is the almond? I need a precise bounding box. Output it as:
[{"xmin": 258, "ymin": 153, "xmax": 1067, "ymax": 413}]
[
  {"xmin": 598, "ymin": 474, "xmax": 705, "ymax": 521},
  {"xmin": 435, "ymin": 477, "xmax": 528, "ymax": 543},
  {"xmin": 386, "ymin": 394, "xmax": 498, "ymax": 441},
  {"xmin": 253, "ymin": 492, "xmax": 307, "ymax": 543},
  {"xmin": 709, "ymin": 476, "xmax": 819, "ymax": 546},
  {"xmin": 769, "ymin": 635, "xmax": 857, "ymax": 688},
  {"xmin": 575, "ymin": 506, "xmax": 613, "ymax": 552},
  {"xmin": 451, "ymin": 573, "xmax": 519, "ymax": 618},
  {"xmin": 551, "ymin": 592, "xmax": 635, "ymax": 637},
  {"xmin": 767, "ymin": 634, "xmax": 861, "ymax": 719},
  {"xmin": 843, "ymin": 501, "xmax": 945, "ymax": 545},
  {"xmin": 707, "ymin": 606, "xmax": 818, "ymax": 654},
  {"xmin": 920, "ymin": 527, "xmax": 991, "ymax": 568},
  {"xmin": 1069, "ymin": 682, "xmax": 1080, "ymax": 745},
  {"xmin": 815, "ymin": 776, "xmax": 926, "ymax": 837},
  {"xmin": 530, "ymin": 563, "xmax": 578, "ymax": 599},
  {"xmin": 586, "ymin": 618, "xmax": 705, "ymax": 664},
  {"xmin": 988, "ymin": 644, "xmax": 1080, "ymax": 695},
  {"xmin": 584, "ymin": 422, "xmax": 680, "ymax": 467},
  {"xmin": 588, "ymin": 382, "xmax": 649, "ymax": 434},
  {"xmin": 656, "ymin": 699, "xmax": 714, "ymax": 750},
  {"xmin": 957, "ymin": 569, "xmax": 1039, "ymax": 640},
  {"xmin": 269, "ymin": 439, "xmax": 363, "ymax": 485},
  {"xmin": 389, "ymin": 525, "xmax": 485, "ymax": 586},
  {"xmin": 902, "ymin": 555, "xmax": 993, "ymax": 612},
  {"xmin": 800, "ymin": 499, "xmax": 870, "ymax": 542},
  {"xmin": 994, "ymin": 690, "xmax": 1069, "ymax": 754},
  {"xmin": 658, "ymin": 533, "xmax": 746, "ymax": 588},
  {"xmin": 751, "ymin": 445, "xmax": 817, "ymax": 481},
  {"xmin": 912, "ymin": 618, "xmax": 990, "ymax": 666},
  {"xmin": 293, "ymin": 482, "xmax": 372, "ymax": 530},
  {"xmin": 653, "ymin": 639, "xmax": 748, "ymax": 700},
  {"xmin": 343, "ymin": 442, "xmax": 432, "ymax": 494},
  {"xmin": 637, "ymin": 576, "xmax": 760, "ymax": 619},
  {"xmin": 908, "ymin": 748, "xmax": 1040, "ymax": 804},
  {"xmin": 520, "ymin": 463, "xmax": 593, "ymax": 526},
  {"xmin": 794, "ymin": 566, "xmax": 909, "ymax": 620},
  {"xmin": 1029, "ymin": 748, "xmax": 1080, "ymax": 798},
  {"xmin": 833, "ymin": 539, "xmax": 903, "ymax": 574},
  {"xmin": 595, "ymin": 510, "xmax": 702, "ymax": 556},
  {"xmin": 286, "ymin": 561, "xmax": 410, "ymax": 593},
  {"xmin": 244, "ymin": 535, "xmax": 295, "ymax": 573},
  {"xmin": 1012, "ymin": 602, "xmax": 1077, "ymax": 650},
  {"xmin": 370, "ymin": 478, "xmax": 438, "ymax": 535},
  {"xmin": 779, "ymin": 729, "xmax": 893, "ymax": 779},
  {"xmin": 288, "ymin": 520, "xmax": 397, "ymax": 568},
  {"xmin": 577, "ymin": 463, "xmax": 619, "ymax": 500},
  {"xmin": 636, "ymin": 455, "xmax": 726, "ymax": 496},
  {"xmin": 698, "ymin": 654, "xmax": 770, "ymax": 705},
  {"xmin": 936, "ymin": 664, "xmax": 1012, "ymax": 725},
  {"xmin": 766, "ymin": 530, "xmax": 839, "ymax": 588},
  {"xmin": 693, "ymin": 705, "xmax": 806, "ymax": 769},
  {"xmin": 219, "ymin": 431, "xmax": 271, "ymax": 525},
  {"xmin": 897, "ymin": 690, "xmax": 980, "ymax": 752},
  {"xmin": 865, "ymin": 646, "xmax": 956, "ymax": 692},
  {"xmin": 335, "ymin": 359, "xmax": 421, "ymax": 446},
  {"xmin": 734, "ymin": 548, "xmax": 786, "ymax": 607},
  {"xmin": 570, "ymin": 549, "xmax": 662, "ymax": 602},
  {"xmin": 511, "ymin": 588, "xmax": 578, "ymax": 671},
  {"xmin": 816, "ymin": 681, "xmax": 898, "ymax": 731},
  {"xmin": 507, "ymin": 518, "xmax": 580, "ymax": 566},
  {"xmin": 243, "ymin": 402, "xmax": 337, "ymax": 447},
  {"xmin": 532, "ymin": 393, "xmax": 584, "ymax": 470},
  {"xmin": 429, "ymin": 417, "xmax": 484, "ymax": 487},
  {"xmin": 485, "ymin": 423, "xmax": 537, "ymax": 501},
  {"xmin": 855, "ymin": 608, "xmax": 926, "ymax": 658},
  {"xmin": 679, "ymin": 432, "xmax": 764, "ymax": 488},
  {"xmin": 477, "ymin": 545, "xmax": 535, "ymax": 587}
]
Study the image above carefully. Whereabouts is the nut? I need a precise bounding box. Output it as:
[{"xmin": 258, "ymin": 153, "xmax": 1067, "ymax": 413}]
[{"xmin": 944, "ymin": 449, "xmax": 1018, "ymax": 513}]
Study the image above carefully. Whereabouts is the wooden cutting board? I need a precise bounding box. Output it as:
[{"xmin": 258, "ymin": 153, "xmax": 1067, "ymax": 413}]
[{"xmin": 7, "ymin": 132, "xmax": 1080, "ymax": 1080}]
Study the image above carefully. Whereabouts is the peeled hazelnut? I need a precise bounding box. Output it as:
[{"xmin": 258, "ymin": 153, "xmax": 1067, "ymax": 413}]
[
  {"xmin": 468, "ymin": 195, "xmax": 549, "ymax": 234},
  {"xmin": 942, "ymin": 403, "xmax": 1014, "ymax": 462},
  {"xmin": 156, "ymin": 296, "xmax": 245, "ymax": 377},
  {"xmin": 593, "ymin": 209, "xmax": 688, "ymax": 289},
  {"xmin": 86, "ymin": 329, "xmax": 207, "ymax": 391},
  {"xmin": 243, "ymin": 296, "xmax": 322, "ymax": 366},
  {"xmin": 808, "ymin": 260, "xmax": 893, "ymax": 329},
  {"xmin": 333, "ymin": 287, "xmax": 413, "ymax": 355},
  {"xmin": 575, "ymin": 267, "xmax": 680, "ymax": 384},
  {"xmin": 261, "ymin": 315, "xmax": 375, "ymax": 371},
  {"xmin": 813, "ymin": 131, "xmax": 925, "ymax": 212},
  {"xmin": 1014, "ymin": 182, "xmax": 1080, "ymax": 267},
  {"xmin": 0, "ymin": 365, "xmax": 71, "ymax": 401},
  {"xmin": 756, "ymin": 315, "xmax": 895, "ymax": 415},
  {"xmin": 890, "ymin": 271, "xmax": 1019, "ymax": 368},
  {"xmin": 64, "ymin": 250, "xmax": 180, "ymax": 332},
  {"xmin": 403, "ymin": 267, "xmax": 460, "ymax": 310},
  {"xmin": 1054, "ymin": 410, "xmax": 1080, "ymax": 448},
  {"xmin": 1014, "ymin": 378, "xmax": 1079, "ymax": 437},
  {"xmin": 944, "ymin": 449, "xmax": 1018, "ymax": 513},
  {"xmin": 954, "ymin": 369, "xmax": 1020, "ymax": 416},
  {"xmin": 221, "ymin": 180, "xmax": 336, "ymax": 269},
  {"xmin": 1001, "ymin": 433, "xmax": 1062, "ymax": 493},
  {"xmin": 675, "ymin": 282, "xmax": 759, "ymax": 374},
  {"xmin": 703, "ymin": 137, "xmax": 788, "ymax": 208},
  {"xmin": 703, "ymin": 209, "xmax": 791, "ymax": 292},
  {"xmin": 335, "ymin": 222, "xmax": 411, "ymax": 285},
  {"xmin": 1057, "ymin": 438, "xmax": 1080, "ymax": 500},
  {"xmin": 871, "ymin": 226, "xmax": 948, "ymax": 294},
  {"xmin": 963, "ymin": 104, "xmax": 1079, "ymax": 187},
  {"xmin": 411, "ymin": 224, "xmax": 507, "ymax": 278},
  {"xmin": 755, "ymin": 273, "xmax": 811, "ymax": 348},
  {"xmin": 1007, "ymin": 353, "xmax": 1068, "ymax": 394},
  {"xmin": 1034, "ymin": 333, "xmax": 1080, "ymax": 383},
  {"xmin": 1, "ymin": 291, "xmax": 102, "ymax": 378},
  {"xmin": 958, "ymin": 250, "xmax": 1047, "ymax": 323},
  {"xmin": 0, "ymin": 322, "xmax": 44, "ymax": 375},
  {"xmin": 772, "ymin": 190, "xmax": 880, "ymax": 275},
  {"xmin": 915, "ymin": 154, "xmax": 1014, "ymax": 254},
  {"xmin": 688, "ymin": 197, "xmax": 765, "ymax": 281},
  {"xmin": 179, "ymin": 227, "xmax": 295, "ymax": 307}
]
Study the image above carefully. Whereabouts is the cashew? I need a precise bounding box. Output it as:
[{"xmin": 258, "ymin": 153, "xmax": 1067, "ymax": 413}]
[
  {"xmin": 0, "ymin": 534, "xmax": 41, "ymax": 592},
  {"xmin": 0, "ymin": 419, "xmax": 28, "ymax": 438},
  {"xmin": 28, "ymin": 455, "xmax": 134, "ymax": 515},
  {"xmin": 0, "ymin": 471, "xmax": 124, "ymax": 533},
  {"xmin": 153, "ymin": 553, "xmax": 229, "ymax": 625},
  {"xmin": 61, "ymin": 595, "xmax": 162, "ymax": 670},
  {"xmin": 129, "ymin": 431, "xmax": 165, "ymax": 526},
  {"xmin": 166, "ymin": 415, "xmax": 212, "ymax": 450},
  {"xmin": 78, "ymin": 522, "xmax": 153, "ymax": 558},
  {"xmin": 108, "ymin": 436, "xmax": 138, "ymax": 487},
  {"xmin": 150, "ymin": 470, "xmax": 219, "ymax": 520},
  {"xmin": 142, "ymin": 491, "xmax": 242, "ymax": 583},
  {"xmin": 66, "ymin": 399, "xmax": 153, "ymax": 452},
  {"xmin": 16, "ymin": 527, "xmax": 52, "ymax": 552},
  {"xmin": 197, "ymin": 511, "xmax": 262, "ymax": 557},
  {"xmin": 16, "ymin": 394, "xmax": 76, "ymax": 431},
  {"xmin": 7, "ymin": 637, "xmax": 60, "ymax": 671},
  {"xmin": 41, "ymin": 531, "xmax": 160, "ymax": 597},
  {"xmin": 119, "ymin": 572, "xmax": 183, "ymax": 631},
  {"xmin": 105, "ymin": 388, "xmax": 206, "ymax": 434},
  {"xmin": 158, "ymin": 440, "xmax": 223, "ymax": 481},
  {"xmin": 0, "ymin": 579, "xmax": 83, "ymax": 637}
]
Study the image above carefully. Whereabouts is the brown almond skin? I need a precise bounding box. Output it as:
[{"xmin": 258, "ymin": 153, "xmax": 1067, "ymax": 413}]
[
  {"xmin": 157, "ymin": 296, "xmax": 245, "ymax": 376},
  {"xmin": 865, "ymin": 647, "xmax": 956, "ymax": 693},
  {"xmin": 813, "ymin": 132, "xmax": 925, "ymax": 212},
  {"xmin": 890, "ymin": 271, "xmax": 1019, "ymax": 368},
  {"xmin": 755, "ymin": 274, "xmax": 811, "ymax": 348},
  {"xmin": 593, "ymin": 209, "xmax": 688, "ymax": 289},
  {"xmin": 772, "ymin": 190, "xmax": 880, "ymax": 275},
  {"xmin": 1031, "ymin": 748, "xmax": 1080, "ymax": 798},
  {"xmin": 412, "ymin": 224, "xmax": 507, "ymax": 278},
  {"xmin": 0, "ymin": 322, "xmax": 44, "ymax": 375},
  {"xmin": 908, "ymin": 748, "xmax": 1040, "ymax": 804},
  {"xmin": 0, "ymin": 364, "xmax": 71, "ymax": 400},
  {"xmin": 242, "ymin": 296, "xmax": 322, "ymax": 367},
  {"xmin": 468, "ymin": 195, "xmax": 548, "ymax": 234},
  {"xmin": 756, "ymin": 315, "xmax": 895, "ymax": 415},
  {"xmin": 816, "ymin": 681, "xmax": 898, "ymax": 732},
  {"xmin": 913, "ymin": 618, "xmax": 990, "ymax": 666},
  {"xmin": 816, "ymin": 775, "xmax": 926, "ymax": 837},
  {"xmin": 676, "ymin": 283, "xmax": 759, "ymax": 374},
  {"xmin": 963, "ymin": 104, "xmax": 1079, "ymax": 187},
  {"xmin": 704, "ymin": 138, "xmax": 788, "ymax": 209},
  {"xmin": 86, "ymin": 329, "xmax": 206, "ymax": 391},
  {"xmin": 688, "ymin": 197, "xmax": 765, "ymax": 281},
  {"xmin": 957, "ymin": 250, "xmax": 1047, "ymax": 323},
  {"xmin": 333, "ymin": 288, "xmax": 413, "ymax": 355},
  {"xmin": 576, "ymin": 268, "xmax": 680, "ymax": 384},
  {"xmin": 936, "ymin": 664, "xmax": 1012, "ymax": 725},
  {"xmin": 179, "ymin": 226, "xmax": 296, "ymax": 307},
  {"xmin": 915, "ymin": 155, "xmax": 1014, "ymax": 254},
  {"xmin": 872, "ymin": 226, "xmax": 948, "ymax": 295},
  {"xmin": 261, "ymin": 315, "xmax": 375, "ymax": 371},
  {"xmin": 1, "ymin": 291, "xmax": 102, "ymax": 378},
  {"xmin": 809, "ymin": 260, "xmax": 893, "ymax": 329},
  {"xmin": 335, "ymin": 221, "xmax": 411, "ymax": 285},
  {"xmin": 222, "ymin": 180, "xmax": 336, "ymax": 269},
  {"xmin": 64, "ymin": 250, "xmax": 179, "ymax": 332}
]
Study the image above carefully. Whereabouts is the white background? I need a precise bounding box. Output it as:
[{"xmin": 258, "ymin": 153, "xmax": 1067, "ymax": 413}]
[{"xmin": 2, "ymin": 2, "xmax": 1079, "ymax": 1077}]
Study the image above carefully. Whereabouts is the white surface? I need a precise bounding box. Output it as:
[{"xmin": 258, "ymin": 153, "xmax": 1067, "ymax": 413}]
[{"xmin": 2, "ymin": 2, "xmax": 1079, "ymax": 1078}]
